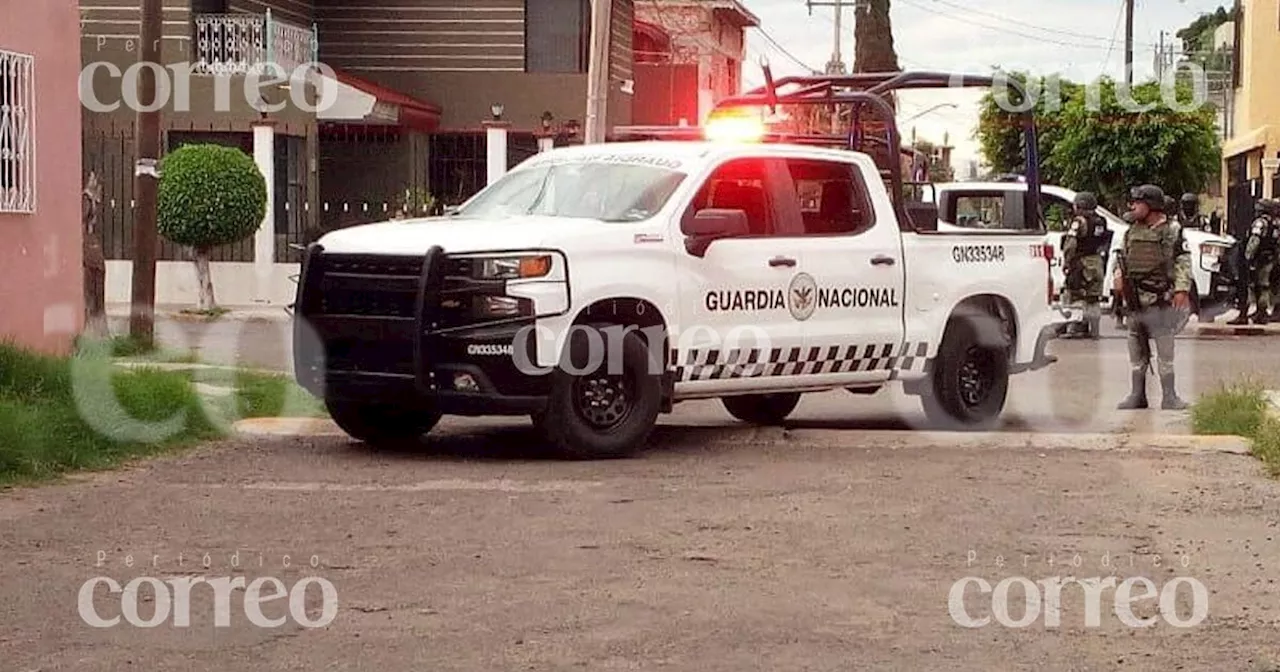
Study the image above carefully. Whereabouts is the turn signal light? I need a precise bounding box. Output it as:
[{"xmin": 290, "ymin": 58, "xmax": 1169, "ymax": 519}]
[{"xmin": 519, "ymin": 255, "xmax": 552, "ymax": 278}]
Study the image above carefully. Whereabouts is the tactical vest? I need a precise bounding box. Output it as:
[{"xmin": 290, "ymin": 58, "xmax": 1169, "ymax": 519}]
[
  {"xmin": 1076, "ymin": 214, "xmax": 1110, "ymax": 256},
  {"xmin": 1255, "ymin": 215, "xmax": 1280, "ymax": 258},
  {"xmin": 1125, "ymin": 224, "xmax": 1171, "ymax": 295}
]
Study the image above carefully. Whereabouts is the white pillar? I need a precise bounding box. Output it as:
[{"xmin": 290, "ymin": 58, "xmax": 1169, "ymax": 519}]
[
  {"xmin": 484, "ymin": 122, "xmax": 509, "ymax": 185},
  {"xmin": 537, "ymin": 135, "xmax": 554, "ymax": 153},
  {"xmin": 1263, "ymin": 158, "xmax": 1279, "ymax": 199},
  {"xmin": 252, "ymin": 121, "xmax": 276, "ymax": 304}
]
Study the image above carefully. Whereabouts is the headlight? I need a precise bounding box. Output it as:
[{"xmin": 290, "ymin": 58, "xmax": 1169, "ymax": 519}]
[
  {"xmin": 476, "ymin": 255, "xmax": 553, "ymax": 280},
  {"xmin": 1199, "ymin": 244, "xmax": 1227, "ymax": 272}
]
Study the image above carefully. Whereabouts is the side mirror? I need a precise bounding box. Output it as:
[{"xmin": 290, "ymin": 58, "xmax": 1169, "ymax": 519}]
[
  {"xmin": 443, "ymin": 205, "xmax": 460, "ymax": 216},
  {"xmin": 682, "ymin": 208, "xmax": 750, "ymax": 257}
]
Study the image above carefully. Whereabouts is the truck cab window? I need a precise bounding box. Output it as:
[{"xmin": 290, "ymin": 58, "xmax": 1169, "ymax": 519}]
[
  {"xmin": 783, "ymin": 159, "xmax": 871, "ymax": 236},
  {"xmin": 689, "ymin": 159, "xmax": 773, "ymax": 235}
]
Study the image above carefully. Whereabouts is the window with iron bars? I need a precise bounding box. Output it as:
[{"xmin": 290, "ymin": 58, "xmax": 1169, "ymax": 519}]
[{"xmin": 0, "ymin": 49, "xmax": 35, "ymax": 214}]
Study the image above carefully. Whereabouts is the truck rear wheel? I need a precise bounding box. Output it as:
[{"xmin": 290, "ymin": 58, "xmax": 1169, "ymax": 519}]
[
  {"xmin": 326, "ymin": 400, "xmax": 441, "ymax": 446},
  {"xmin": 721, "ymin": 393, "xmax": 801, "ymax": 426},
  {"xmin": 921, "ymin": 311, "xmax": 1010, "ymax": 430},
  {"xmin": 538, "ymin": 325, "xmax": 662, "ymax": 459}
]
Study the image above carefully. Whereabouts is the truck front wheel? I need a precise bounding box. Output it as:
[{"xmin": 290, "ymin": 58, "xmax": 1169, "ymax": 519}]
[
  {"xmin": 537, "ymin": 325, "xmax": 662, "ymax": 459},
  {"xmin": 326, "ymin": 400, "xmax": 441, "ymax": 446},
  {"xmin": 721, "ymin": 393, "xmax": 801, "ymax": 426},
  {"xmin": 921, "ymin": 311, "xmax": 1010, "ymax": 430}
]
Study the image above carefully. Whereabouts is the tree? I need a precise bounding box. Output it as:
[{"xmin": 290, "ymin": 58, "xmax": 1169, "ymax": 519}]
[
  {"xmin": 157, "ymin": 144, "xmax": 267, "ymax": 311},
  {"xmin": 1046, "ymin": 78, "xmax": 1220, "ymax": 211},
  {"xmin": 1176, "ymin": 6, "xmax": 1231, "ymax": 55},
  {"xmin": 853, "ymin": 0, "xmax": 900, "ymax": 74},
  {"xmin": 974, "ymin": 72, "xmax": 1082, "ymax": 181},
  {"xmin": 975, "ymin": 75, "xmax": 1220, "ymax": 211}
]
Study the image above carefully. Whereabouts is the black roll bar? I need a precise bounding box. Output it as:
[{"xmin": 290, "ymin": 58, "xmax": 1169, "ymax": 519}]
[{"xmin": 713, "ymin": 68, "xmax": 1042, "ymax": 233}]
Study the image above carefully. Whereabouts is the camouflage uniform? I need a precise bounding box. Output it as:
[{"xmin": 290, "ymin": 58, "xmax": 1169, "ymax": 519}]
[
  {"xmin": 1061, "ymin": 191, "xmax": 1109, "ymax": 338},
  {"xmin": 1116, "ymin": 185, "xmax": 1192, "ymax": 411},
  {"xmin": 1243, "ymin": 199, "xmax": 1280, "ymax": 324}
]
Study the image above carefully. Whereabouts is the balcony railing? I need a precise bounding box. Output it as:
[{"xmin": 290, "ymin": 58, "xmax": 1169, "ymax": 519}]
[{"xmin": 193, "ymin": 10, "xmax": 318, "ymax": 76}]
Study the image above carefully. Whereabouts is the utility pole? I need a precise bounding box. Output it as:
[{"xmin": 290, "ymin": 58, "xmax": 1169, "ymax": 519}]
[
  {"xmin": 1124, "ymin": 0, "xmax": 1134, "ymax": 86},
  {"xmin": 583, "ymin": 0, "xmax": 613, "ymax": 144},
  {"xmin": 808, "ymin": 0, "xmax": 849, "ymax": 132},
  {"xmin": 129, "ymin": 0, "xmax": 163, "ymax": 346},
  {"xmin": 807, "ymin": 0, "xmax": 849, "ymax": 74}
]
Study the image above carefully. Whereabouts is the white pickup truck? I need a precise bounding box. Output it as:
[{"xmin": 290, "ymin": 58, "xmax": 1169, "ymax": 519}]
[
  {"xmin": 293, "ymin": 141, "xmax": 1066, "ymax": 458},
  {"xmin": 932, "ymin": 181, "xmax": 1238, "ymax": 320}
]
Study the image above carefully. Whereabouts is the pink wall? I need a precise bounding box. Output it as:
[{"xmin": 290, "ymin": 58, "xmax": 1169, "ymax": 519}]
[{"xmin": 0, "ymin": 0, "xmax": 84, "ymax": 354}]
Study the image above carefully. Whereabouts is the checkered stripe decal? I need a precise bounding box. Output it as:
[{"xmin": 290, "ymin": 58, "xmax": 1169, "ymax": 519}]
[{"xmin": 671, "ymin": 342, "xmax": 931, "ymax": 382}]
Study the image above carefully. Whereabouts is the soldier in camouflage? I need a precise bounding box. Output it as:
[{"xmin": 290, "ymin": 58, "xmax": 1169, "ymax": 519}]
[
  {"xmin": 1178, "ymin": 193, "xmax": 1208, "ymax": 230},
  {"xmin": 1061, "ymin": 192, "xmax": 1110, "ymax": 338},
  {"xmin": 1115, "ymin": 185, "xmax": 1193, "ymax": 411},
  {"xmin": 1239, "ymin": 198, "xmax": 1280, "ymax": 324}
]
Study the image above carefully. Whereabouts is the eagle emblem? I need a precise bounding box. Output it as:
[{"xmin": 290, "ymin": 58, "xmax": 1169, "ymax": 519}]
[
  {"xmin": 787, "ymin": 272, "xmax": 818, "ymax": 321},
  {"xmin": 792, "ymin": 286, "xmax": 814, "ymax": 310}
]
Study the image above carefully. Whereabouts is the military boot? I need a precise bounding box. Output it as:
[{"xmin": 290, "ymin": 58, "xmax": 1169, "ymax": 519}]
[
  {"xmin": 1160, "ymin": 374, "xmax": 1189, "ymax": 410},
  {"xmin": 1116, "ymin": 370, "xmax": 1149, "ymax": 410},
  {"xmin": 1253, "ymin": 309, "xmax": 1271, "ymax": 325}
]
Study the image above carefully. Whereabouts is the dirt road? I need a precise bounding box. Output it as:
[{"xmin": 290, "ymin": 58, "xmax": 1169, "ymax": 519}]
[{"xmin": 2, "ymin": 406, "xmax": 1279, "ymax": 671}]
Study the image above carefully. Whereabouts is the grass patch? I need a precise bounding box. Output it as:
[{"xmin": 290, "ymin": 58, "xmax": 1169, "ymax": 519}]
[
  {"xmin": 1191, "ymin": 381, "xmax": 1280, "ymax": 477},
  {"xmin": 0, "ymin": 340, "xmax": 325, "ymax": 487}
]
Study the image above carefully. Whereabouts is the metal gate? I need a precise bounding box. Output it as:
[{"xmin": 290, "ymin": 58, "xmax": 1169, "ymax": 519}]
[{"xmin": 1225, "ymin": 154, "xmax": 1255, "ymax": 239}]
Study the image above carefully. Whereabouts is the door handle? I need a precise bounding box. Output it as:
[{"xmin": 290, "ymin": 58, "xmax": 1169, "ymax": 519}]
[
  {"xmin": 769, "ymin": 256, "xmax": 797, "ymax": 268},
  {"xmin": 871, "ymin": 255, "xmax": 896, "ymax": 266}
]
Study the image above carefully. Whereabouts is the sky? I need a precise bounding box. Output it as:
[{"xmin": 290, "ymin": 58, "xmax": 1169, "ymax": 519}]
[{"xmin": 737, "ymin": 0, "xmax": 1229, "ymax": 171}]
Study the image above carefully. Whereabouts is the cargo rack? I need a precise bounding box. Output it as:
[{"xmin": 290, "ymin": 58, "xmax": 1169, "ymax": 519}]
[{"xmin": 611, "ymin": 66, "xmax": 1043, "ymax": 233}]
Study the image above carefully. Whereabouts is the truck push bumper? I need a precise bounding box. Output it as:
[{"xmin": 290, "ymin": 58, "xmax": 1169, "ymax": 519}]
[{"xmin": 292, "ymin": 244, "xmax": 549, "ymax": 416}]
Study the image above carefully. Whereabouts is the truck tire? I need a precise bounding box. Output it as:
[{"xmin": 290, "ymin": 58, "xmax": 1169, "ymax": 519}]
[
  {"xmin": 721, "ymin": 393, "xmax": 802, "ymax": 425},
  {"xmin": 921, "ymin": 311, "xmax": 1010, "ymax": 430},
  {"xmin": 538, "ymin": 325, "xmax": 662, "ymax": 459},
  {"xmin": 326, "ymin": 400, "xmax": 441, "ymax": 446}
]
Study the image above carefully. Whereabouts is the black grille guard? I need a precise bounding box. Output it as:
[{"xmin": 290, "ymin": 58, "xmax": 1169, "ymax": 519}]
[
  {"xmin": 413, "ymin": 245, "xmax": 446, "ymax": 395},
  {"xmin": 293, "ymin": 243, "xmax": 448, "ymax": 398}
]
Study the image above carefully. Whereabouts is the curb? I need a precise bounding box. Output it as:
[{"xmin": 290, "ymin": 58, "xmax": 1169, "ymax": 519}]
[
  {"xmin": 234, "ymin": 417, "xmax": 344, "ymax": 437},
  {"xmin": 1192, "ymin": 323, "xmax": 1280, "ymax": 337},
  {"xmin": 231, "ymin": 418, "xmax": 1252, "ymax": 455}
]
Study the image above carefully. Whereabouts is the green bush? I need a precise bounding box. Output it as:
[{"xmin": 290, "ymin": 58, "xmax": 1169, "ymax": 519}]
[{"xmin": 157, "ymin": 144, "xmax": 267, "ymax": 249}]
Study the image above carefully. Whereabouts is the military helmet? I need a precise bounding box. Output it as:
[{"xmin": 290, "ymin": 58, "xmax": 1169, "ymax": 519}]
[
  {"xmin": 1164, "ymin": 195, "xmax": 1178, "ymax": 213},
  {"xmin": 1181, "ymin": 192, "xmax": 1199, "ymax": 205},
  {"xmin": 1258, "ymin": 198, "xmax": 1280, "ymax": 217},
  {"xmin": 1129, "ymin": 184, "xmax": 1166, "ymax": 210},
  {"xmin": 1073, "ymin": 192, "xmax": 1098, "ymax": 210}
]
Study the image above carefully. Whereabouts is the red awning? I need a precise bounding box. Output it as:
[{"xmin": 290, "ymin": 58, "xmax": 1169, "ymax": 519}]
[{"xmin": 332, "ymin": 70, "xmax": 443, "ymax": 133}]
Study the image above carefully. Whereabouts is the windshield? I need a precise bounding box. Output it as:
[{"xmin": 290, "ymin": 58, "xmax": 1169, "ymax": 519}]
[{"xmin": 455, "ymin": 161, "xmax": 686, "ymax": 222}]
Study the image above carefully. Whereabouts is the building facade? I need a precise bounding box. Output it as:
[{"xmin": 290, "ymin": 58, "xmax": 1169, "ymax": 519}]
[
  {"xmin": 77, "ymin": 0, "xmax": 640, "ymax": 307},
  {"xmin": 1222, "ymin": 0, "xmax": 1280, "ymax": 238},
  {"xmin": 631, "ymin": 0, "xmax": 758, "ymax": 125},
  {"xmin": 0, "ymin": 0, "xmax": 85, "ymax": 353}
]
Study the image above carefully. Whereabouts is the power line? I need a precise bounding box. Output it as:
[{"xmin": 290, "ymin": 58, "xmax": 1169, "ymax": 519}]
[
  {"xmin": 896, "ymin": 0, "xmax": 1142, "ymax": 52},
  {"xmin": 1100, "ymin": 0, "xmax": 1126, "ymax": 77},
  {"xmin": 751, "ymin": 24, "xmax": 821, "ymax": 73},
  {"xmin": 926, "ymin": 0, "xmax": 1157, "ymax": 48}
]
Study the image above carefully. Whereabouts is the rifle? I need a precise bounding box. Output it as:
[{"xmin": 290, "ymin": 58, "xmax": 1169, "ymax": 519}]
[{"xmin": 1115, "ymin": 251, "xmax": 1140, "ymax": 316}]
